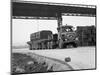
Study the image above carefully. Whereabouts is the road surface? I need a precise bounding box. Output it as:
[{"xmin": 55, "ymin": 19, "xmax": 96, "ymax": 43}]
[{"xmin": 12, "ymin": 46, "xmax": 96, "ymax": 70}]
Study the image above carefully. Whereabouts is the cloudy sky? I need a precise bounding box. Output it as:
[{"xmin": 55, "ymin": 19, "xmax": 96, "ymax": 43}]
[{"xmin": 12, "ymin": 16, "xmax": 95, "ymax": 46}]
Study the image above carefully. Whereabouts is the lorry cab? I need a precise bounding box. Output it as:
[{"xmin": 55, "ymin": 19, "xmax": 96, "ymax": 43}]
[{"xmin": 57, "ymin": 25, "xmax": 78, "ymax": 48}]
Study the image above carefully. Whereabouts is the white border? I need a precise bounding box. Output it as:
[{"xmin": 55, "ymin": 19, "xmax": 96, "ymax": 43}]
[{"xmin": 0, "ymin": 0, "xmax": 99, "ymax": 75}]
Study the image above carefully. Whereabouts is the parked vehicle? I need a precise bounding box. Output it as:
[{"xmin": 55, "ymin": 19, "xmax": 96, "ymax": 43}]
[
  {"xmin": 27, "ymin": 25, "xmax": 78, "ymax": 50},
  {"xmin": 57, "ymin": 25, "xmax": 78, "ymax": 48}
]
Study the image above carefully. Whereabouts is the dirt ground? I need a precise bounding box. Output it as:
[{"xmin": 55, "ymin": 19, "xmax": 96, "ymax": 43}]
[{"xmin": 12, "ymin": 51, "xmax": 73, "ymax": 74}]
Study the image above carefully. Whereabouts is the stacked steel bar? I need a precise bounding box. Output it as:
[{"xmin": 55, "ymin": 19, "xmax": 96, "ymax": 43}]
[{"xmin": 76, "ymin": 26, "xmax": 96, "ymax": 46}]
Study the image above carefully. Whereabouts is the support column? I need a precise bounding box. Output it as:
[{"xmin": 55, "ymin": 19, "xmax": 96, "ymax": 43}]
[
  {"xmin": 57, "ymin": 13, "xmax": 62, "ymax": 27},
  {"xmin": 56, "ymin": 13, "xmax": 62, "ymax": 40}
]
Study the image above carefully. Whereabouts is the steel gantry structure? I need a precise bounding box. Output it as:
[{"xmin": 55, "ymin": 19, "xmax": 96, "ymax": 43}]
[{"xmin": 12, "ymin": 0, "xmax": 96, "ymax": 27}]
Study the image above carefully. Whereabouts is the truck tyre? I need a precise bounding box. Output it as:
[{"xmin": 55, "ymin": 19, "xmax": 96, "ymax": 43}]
[{"xmin": 73, "ymin": 43, "xmax": 77, "ymax": 48}]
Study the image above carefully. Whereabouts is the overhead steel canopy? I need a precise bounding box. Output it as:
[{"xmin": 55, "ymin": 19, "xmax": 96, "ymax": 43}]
[{"xmin": 12, "ymin": 0, "xmax": 96, "ymax": 18}]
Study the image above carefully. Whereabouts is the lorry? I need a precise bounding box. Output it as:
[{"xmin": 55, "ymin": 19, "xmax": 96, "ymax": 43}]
[
  {"xmin": 47, "ymin": 25, "xmax": 78, "ymax": 49},
  {"xmin": 57, "ymin": 25, "xmax": 78, "ymax": 48},
  {"xmin": 27, "ymin": 25, "xmax": 78, "ymax": 50}
]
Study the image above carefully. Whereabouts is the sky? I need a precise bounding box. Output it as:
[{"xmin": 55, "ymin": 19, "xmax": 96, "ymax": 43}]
[{"xmin": 12, "ymin": 16, "xmax": 95, "ymax": 46}]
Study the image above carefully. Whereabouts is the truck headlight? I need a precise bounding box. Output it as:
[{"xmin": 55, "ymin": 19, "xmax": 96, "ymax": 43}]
[{"xmin": 75, "ymin": 37, "xmax": 78, "ymax": 40}]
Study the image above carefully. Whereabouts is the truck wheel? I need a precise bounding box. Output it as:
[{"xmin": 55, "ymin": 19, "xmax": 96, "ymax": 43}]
[
  {"xmin": 66, "ymin": 44, "xmax": 73, "ymax": 48},
  {"xmin": 73, "ymin": 43, "xmax": 77, "ymax": 48},
  {"xmin": 63, "ymin": 43, "xmax": 67, "ymax": 48}
]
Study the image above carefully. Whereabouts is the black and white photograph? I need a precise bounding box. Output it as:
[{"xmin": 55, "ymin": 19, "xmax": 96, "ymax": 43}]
[{"xmin": 11, "ymin": 0, "xmax": 96, "ymax": 75}]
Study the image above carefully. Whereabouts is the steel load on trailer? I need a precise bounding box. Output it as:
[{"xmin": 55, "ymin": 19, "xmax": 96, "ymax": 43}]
[{"xmin": 27, "ymin": 30, "xmax": 52, "ymax": 50}]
